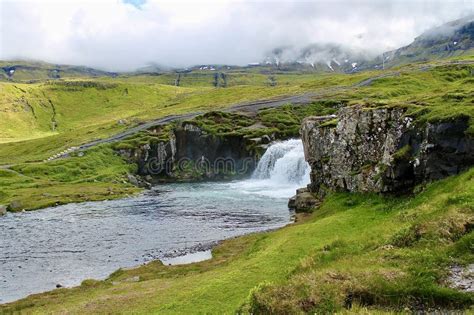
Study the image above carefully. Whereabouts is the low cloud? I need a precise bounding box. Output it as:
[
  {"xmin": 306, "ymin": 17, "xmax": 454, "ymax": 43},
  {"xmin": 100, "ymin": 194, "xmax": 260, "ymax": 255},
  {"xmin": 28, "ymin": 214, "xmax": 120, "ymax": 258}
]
[{"xmin": 1, "ymin": 0, "xmax": 472, "ymax": 71}]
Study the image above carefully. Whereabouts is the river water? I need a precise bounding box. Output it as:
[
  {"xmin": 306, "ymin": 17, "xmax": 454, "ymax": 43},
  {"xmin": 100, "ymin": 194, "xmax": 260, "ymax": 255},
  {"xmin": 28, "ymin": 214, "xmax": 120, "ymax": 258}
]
[{"xmin": 0, "ymin": 139, "xmax": 310, "ymax": 303}]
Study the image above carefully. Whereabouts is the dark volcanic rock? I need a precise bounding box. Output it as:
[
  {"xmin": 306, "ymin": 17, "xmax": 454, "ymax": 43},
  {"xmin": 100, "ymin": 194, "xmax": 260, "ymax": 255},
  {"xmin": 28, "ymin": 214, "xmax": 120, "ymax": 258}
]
[
  {"xmin": 118, "ymin": 122, "xmax": 258, "ymax": 181},
  {"xmin": 301, "ymin": 106, "xmax": 474, "ymax": 197}
]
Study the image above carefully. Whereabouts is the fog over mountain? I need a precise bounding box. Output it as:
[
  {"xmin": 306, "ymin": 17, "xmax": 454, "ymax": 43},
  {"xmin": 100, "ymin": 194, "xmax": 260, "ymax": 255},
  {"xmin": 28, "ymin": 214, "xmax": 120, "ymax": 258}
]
[{"xmin": 1, "ymin": 0, "xmax": 473, "ymax": 71}]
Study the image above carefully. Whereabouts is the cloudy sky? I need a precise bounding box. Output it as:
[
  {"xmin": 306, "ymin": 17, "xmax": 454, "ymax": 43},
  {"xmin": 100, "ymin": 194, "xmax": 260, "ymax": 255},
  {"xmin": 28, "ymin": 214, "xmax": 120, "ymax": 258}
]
[{"xmin": 0, "ymin": 0, "xmax": 472, "ymax": 71}]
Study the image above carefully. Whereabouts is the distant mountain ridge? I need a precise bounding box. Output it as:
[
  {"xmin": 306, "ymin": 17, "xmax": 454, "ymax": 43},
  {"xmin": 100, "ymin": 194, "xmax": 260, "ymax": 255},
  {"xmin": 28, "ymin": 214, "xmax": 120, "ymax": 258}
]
[
  {"xmin": 1, "ymin": 15, "xmax": 473, "ymax": 80},
  {"xmin": 0, "ymin": 60, "xmax": 117, "ymax": 81},
  {"xmin": 258, "ymin": 15, "xmax": 474, "ymax": 72},
  {"xmin": 379, "ymin": 15, "xmax": 474, "ymax": 68},
  {"xmin": 259, "ymin": 44, "xmax": 370, "ymax": 73}
]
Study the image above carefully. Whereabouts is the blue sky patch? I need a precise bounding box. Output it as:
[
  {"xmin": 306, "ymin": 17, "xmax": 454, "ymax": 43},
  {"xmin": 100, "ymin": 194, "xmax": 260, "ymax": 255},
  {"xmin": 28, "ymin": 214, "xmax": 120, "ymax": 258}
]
[{"xmin": 123, "ymin": 0, "xmax": 146, "ymax": 9}]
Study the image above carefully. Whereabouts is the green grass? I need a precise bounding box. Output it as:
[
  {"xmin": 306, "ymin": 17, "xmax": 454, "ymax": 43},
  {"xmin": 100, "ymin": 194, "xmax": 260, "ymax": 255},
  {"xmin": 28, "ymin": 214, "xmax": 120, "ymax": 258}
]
[
  {"xmin": 0, "ymin": 146, "xmax": 140, "ymax": 211},
  {"xmin": 181, "ymin": 100, "xmax": 340, "ymax": 139},
  {"xmin": 0, "ymin": 78, "xmax": 314, "ymax": 164},
  {"xmin": 257, "ymin": 100, "xmax": 341, "ymax": 137},
  {"xmin": 336, "ymin": 62, "xmax": 474, "ymax": 134},
  {"xmin": 2, "ymin": 168, "xmax": 473, "ymax": 314}
]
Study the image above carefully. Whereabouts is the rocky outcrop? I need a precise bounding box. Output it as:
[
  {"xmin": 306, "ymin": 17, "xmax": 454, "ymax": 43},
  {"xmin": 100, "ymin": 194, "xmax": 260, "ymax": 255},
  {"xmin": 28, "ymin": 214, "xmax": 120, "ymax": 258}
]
[
  {"xmin": 7, "ymin": 200, "xmax": 23, "ymax": 212},
  {"xmin": 288, "ymin": 188, "xmax": 319, "ymax": 212},
  {"xmin": 118, "ymin": 122, "xmax": 264, "ymax": 182},
  {"xmin": 301, "ymin": 106, "xmax": 474, "ymax": 197}
]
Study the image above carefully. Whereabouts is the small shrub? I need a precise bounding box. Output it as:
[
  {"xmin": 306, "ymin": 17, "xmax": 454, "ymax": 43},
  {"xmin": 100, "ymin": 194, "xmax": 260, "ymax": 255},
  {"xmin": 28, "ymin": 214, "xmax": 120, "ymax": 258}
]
[{"xmin": 390, "ymin": 224, "xmax": 424, "ymax": 247}]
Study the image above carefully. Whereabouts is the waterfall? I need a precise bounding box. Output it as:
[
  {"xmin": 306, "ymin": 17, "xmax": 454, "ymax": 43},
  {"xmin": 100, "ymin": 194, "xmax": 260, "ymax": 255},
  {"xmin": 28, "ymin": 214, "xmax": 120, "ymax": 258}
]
[
  {"xmin": 228, "ymin": 139, "xmax": 310, "ymax": 199},
  {"xmin": 252, "ymin": 139, "xmax": 310, "ymax": 185}
]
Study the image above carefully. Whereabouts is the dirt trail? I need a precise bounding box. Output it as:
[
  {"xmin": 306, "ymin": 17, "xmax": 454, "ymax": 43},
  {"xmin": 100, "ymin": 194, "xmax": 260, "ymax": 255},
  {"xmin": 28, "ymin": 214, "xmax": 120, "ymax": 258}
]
[{"xmin": 40, "ymin": 92, "xmax": 328, "ymax": 162}]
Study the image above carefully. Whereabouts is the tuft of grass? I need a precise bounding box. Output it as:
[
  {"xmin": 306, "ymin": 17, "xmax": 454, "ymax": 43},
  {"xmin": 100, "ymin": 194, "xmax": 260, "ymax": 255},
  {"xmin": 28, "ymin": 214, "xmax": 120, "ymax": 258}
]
[{"xmin": 392, "ymin": 144, "xmax": 412, "ymax": 162}]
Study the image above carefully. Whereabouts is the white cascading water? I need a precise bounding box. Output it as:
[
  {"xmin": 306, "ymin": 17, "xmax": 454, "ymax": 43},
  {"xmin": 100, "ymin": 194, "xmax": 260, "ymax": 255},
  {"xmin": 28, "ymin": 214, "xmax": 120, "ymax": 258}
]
[
  {"xmin": 252, "ymin": 139, "xmax": 310, "ymax": 184},
  {"xmin": 228, "ymin": 139, "xmax": 311, "ymax": 198}
]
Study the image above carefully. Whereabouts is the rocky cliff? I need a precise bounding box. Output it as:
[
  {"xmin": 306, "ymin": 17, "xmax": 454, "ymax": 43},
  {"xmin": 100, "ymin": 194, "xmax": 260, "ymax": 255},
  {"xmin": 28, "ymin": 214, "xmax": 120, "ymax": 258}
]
[
  {"xmin": 117, "ymin": 121, "xmax": 264, "ymax": 182},
  {"xmin": 300, "ymin": 106, "xmax": 474, "ymax": 198}
]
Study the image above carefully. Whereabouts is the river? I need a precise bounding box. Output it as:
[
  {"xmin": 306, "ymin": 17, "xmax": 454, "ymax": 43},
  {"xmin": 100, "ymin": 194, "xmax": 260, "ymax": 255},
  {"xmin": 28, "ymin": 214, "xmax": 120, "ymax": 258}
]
[{"xmin": 0, "ymin": 139, "xmax": 310, "ymax": 303}]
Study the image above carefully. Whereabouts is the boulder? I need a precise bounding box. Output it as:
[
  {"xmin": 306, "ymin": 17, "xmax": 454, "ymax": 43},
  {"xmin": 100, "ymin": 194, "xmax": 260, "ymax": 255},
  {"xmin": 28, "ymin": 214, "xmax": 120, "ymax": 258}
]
[
  {"xmin": 127, "ymin": 174, "xmax": 152, "ymax": 189},
  {"xmin": 0, "ymin": 205, "xmax": 7, "ymax": 216},
  {"xmin": 288, "ymin": 196, "xmax": 296, "ymax": 209},
  {"xmin": 8, "ymin": 200, "xmax": 23, "ymax": 212},
  {"xmin": 127, "ymin": 174, "xmax": 140, "ymax": 186},
  {"xmin": 288, "ymin": 188, "xmax": 320, "ymax": 212}
]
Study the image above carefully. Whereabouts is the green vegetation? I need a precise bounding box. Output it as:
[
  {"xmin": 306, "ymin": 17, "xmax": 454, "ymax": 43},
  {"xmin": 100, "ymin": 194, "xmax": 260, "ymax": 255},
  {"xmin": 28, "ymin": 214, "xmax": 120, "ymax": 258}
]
[
  {"xmin": 392, "ymin": 145, "xmax": 412, "ymax": 162},
  {"xmin": 257, "ymin": 100, "xmax": 341, "ymax": 137},
  {"xmin": 2, "ymin": 168, "xmax": 472, "ymax": 313},
  {"xmin": 188, "ymin": 100, "xmax": 340, "ymax": 139},
  {"xmin": 112, "ymin": 123, "xmax": 176, "ymax": 150},
  {"xmin": 2, "ymin": 56, "xmax": 472, "ymax": 166},
  {"xmin": 0, "ymin": 146, "xmax": 139, "ymax": 211},
  {"xmin": 334, "ymin": 62, "xmax": 474, "ymax": 134},
  {"xmin": 0, "ymin": 78, "xmax": 311, "ymax": 164}
]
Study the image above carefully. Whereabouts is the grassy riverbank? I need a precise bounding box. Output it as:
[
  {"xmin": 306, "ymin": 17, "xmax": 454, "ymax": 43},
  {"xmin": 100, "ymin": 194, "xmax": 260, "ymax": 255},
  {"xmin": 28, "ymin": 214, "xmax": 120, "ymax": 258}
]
[
  {"xmin": 0, "ymin": 146, "xmax": 140, "ymax": 211},
  {"xmin": 2, "ymin": 168, "xmax": 472, "ymax": 313}
]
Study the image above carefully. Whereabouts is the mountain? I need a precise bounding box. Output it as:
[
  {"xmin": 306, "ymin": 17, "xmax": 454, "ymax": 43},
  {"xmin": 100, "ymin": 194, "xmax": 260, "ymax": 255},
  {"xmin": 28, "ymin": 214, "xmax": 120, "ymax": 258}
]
[
  {"xmin": 0, "ymin": 60, "xmax": 117, "ymax": 81},
  {"xmin": 374, "ymin": 15, "xmax": 474, "ymax": 69},
  {"xmin": 259, "ymin": 44, "xmax": 370, "ymax": 73},
  {"xmin": 261, "ymin": 15, "xmax": 474, "ymax": 73}
]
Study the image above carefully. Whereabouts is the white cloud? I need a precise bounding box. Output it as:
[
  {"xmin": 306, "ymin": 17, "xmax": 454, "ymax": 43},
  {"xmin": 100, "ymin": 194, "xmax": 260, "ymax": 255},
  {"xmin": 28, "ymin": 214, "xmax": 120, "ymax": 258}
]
[{"xmin": 0, "ymin": 0, "xmax": 472, "ymax": 71}]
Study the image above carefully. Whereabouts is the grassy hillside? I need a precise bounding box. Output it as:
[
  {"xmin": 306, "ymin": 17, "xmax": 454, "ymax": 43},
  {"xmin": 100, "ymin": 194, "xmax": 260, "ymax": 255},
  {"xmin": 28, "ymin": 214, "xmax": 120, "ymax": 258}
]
[
  {"xmin": 0, "ymin": 56, "xmax": 472, "ymax": 211},
  {"xmin": 2, "ymin": 168, "xmax": 472, "ymax": 313},
  {"xmin": 0, "ymin": 69, "xmax": 376, "ymax": 164},
  {"xmin": 1, "ymin": 57, "xmax": 472, "ymax": 165}
]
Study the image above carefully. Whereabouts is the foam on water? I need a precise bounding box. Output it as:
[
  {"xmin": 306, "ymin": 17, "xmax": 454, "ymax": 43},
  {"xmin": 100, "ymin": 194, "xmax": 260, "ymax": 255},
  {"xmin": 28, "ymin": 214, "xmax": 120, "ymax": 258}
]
[{"xmin": 228, "ymin": 139, "xmax": 310, "ymax": 198}]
